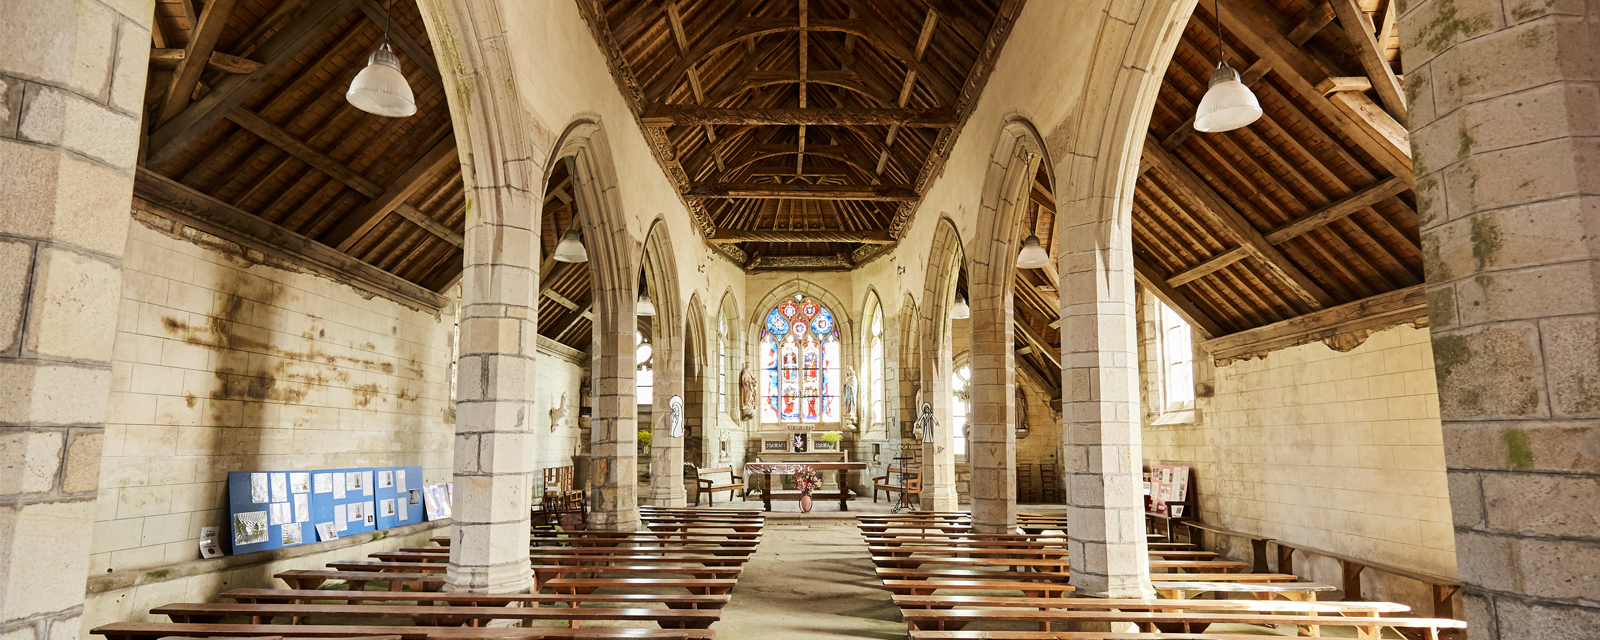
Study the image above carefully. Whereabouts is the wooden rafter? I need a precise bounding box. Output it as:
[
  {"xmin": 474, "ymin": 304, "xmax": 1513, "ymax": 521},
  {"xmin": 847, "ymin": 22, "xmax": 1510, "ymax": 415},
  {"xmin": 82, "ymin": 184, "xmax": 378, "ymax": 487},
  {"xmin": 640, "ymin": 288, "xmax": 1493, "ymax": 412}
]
[
  {"xmin": 705, "ymin": 229, "xmax": 894, "ymax": 244},
  {"xmin": 642, "ymin": 105, "xmax": 955, "ymax": 127},
  {"xmin": 1261, "ymin": 176, "xmax": 1408, "ymax": 244},
  {"xmin": 1201, "ymin": 284, "xmax": 1425, "ymax": 361},
  {"xmin": 1329, "ymin": 0, "xmax": 1406, "ymax": 126},
  {"xmin": 148, "ymin": 0, "xmax": 366, "ymax": 166},
  {"xmin": 1134, "ymin": 255, "xmax": 1226, "ymax": 338},
  {"xmin": 1167, "ymin": 246, "xmax": 1250, "ymax": 287},
  {"xmin": 325, "ymin": 133, "xmax": 458, "ymax": 251},
  {"xmin": 159, "ymin": 0, "xmax": 240, "ymax": 122},
  {"xmin": 1142, "ymin": 136, "xmax": 1335, "ymax": 311},
  {"xmin": 686, "ymin": 183, "xmax": 916, "ymax": 201}
]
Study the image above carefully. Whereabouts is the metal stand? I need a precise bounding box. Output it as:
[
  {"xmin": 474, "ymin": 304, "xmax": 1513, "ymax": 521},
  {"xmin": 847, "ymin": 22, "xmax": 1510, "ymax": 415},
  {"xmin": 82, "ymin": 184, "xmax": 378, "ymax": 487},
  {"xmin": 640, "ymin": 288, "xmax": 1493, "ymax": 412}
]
[{"xmin": 890, "ymin": 454, "xmax": 915, "ymax": 513}]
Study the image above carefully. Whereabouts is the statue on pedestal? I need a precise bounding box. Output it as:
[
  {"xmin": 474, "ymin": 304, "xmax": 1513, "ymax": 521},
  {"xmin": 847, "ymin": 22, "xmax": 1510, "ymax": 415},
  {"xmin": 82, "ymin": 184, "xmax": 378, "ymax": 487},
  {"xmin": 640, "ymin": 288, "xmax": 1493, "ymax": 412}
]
[
  {"xmin": 841, "ymin": 366, "xmax": 858, "ymax": 427},
  {"xmin": 739, "ymin": 364, "xmax": 757, "ymax": 420}
]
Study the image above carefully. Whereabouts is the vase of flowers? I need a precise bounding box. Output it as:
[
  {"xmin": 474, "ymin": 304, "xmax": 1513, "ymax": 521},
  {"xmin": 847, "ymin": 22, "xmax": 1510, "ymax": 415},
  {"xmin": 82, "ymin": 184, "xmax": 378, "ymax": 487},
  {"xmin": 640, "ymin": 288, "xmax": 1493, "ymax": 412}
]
[{"xmin": 794, "ymin": 466, "xmax": 821, "ymax": 513}]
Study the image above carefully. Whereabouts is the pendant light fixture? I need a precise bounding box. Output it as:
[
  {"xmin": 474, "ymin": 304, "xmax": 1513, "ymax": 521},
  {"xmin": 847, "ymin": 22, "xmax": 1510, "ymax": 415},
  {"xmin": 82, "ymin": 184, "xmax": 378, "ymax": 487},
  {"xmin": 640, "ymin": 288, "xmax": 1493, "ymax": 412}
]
[
  {"xmin": 1193, "ymin": 0, "xmax": 1262, "ymax": 133},
  {"xmin": 1016, "ymin": 205, "xmax": 1050, "ymax": 270},
  {"xmin": 552, "ymin": 218, "xmax": 588, "ymax": 263},
  {"xmin": 951, "ymin": 292, "xmax": 971, "ymax": 319},
  {"xmin": 347, "ymin": 0, "xmax": 417, "ymax": 118},
  {"xmin": 636, "ymin": 271, "xmax": 656, "ymax": 317}
]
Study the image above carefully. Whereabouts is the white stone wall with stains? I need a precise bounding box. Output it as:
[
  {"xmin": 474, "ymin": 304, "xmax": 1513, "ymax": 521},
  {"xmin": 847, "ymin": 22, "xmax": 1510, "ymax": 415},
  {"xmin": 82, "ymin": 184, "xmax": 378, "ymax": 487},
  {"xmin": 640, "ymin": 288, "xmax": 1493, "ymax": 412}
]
[{"xmin": 92, "ymin": 214, "xmax": 456, "ymax": 574}]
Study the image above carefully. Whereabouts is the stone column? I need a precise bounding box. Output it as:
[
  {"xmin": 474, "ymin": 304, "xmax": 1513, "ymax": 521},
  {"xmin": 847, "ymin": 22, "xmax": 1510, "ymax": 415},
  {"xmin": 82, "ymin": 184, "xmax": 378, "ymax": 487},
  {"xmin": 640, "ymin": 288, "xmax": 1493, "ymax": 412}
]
[
  {"xmin": 649, "ymin": 322, "xmax": 686, "ymax": 508},
  {"xmin": 968, "ymin": 270, "xmax": 1018, "ymax": 533},
  {"xmin": 918, "ymin": 224, "xmax": 965, "ymax": 512},
  {"xmin": 1401, "ymin": 1, "xmax": 1600, "ymax": 634},
  {"xmin": 0, "ymin": 0, "xmax": 150, "ymax": 635},
  {"xmin": 449, "ymin": 164, "xmax": 539, "ymax": 593},
  {"xmin": 585, "ymin": 257, "xmax": 639, "ymax": 531},
  {"xmin": 1058, "ymin": 204, "xmax": 1152, "ymax": 598}
]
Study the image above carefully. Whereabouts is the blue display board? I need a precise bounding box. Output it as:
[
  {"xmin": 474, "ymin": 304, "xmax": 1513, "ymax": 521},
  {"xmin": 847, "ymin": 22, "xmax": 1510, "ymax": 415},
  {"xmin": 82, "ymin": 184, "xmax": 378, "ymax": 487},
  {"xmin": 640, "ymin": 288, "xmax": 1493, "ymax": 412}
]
[
  {"xmin": 373, "ymin": 465, "xmax": 424, "ymax": 530},
  {"xmin": 315, "ymin": 467, "xmax": 378, "ymax": 541},
  {"xmin": 226, "ymin": 470, "xmax": 318, "ymax": 554}
]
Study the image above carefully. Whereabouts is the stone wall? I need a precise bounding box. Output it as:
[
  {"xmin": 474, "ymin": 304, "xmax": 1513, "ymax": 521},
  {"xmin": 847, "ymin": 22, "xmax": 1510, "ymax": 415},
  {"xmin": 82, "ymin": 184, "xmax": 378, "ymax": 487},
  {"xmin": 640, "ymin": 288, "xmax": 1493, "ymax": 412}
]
[
  {"xmin": 91, "ymin": 207, "xmax": 456, "ymax": 575},
  {"xmin": 530, "ymin": 337, "xmax": 584, "ymax": 475},
  {"xmin": 1143, "ymin": 323, "xmax": 1456, "ymax": 611}
]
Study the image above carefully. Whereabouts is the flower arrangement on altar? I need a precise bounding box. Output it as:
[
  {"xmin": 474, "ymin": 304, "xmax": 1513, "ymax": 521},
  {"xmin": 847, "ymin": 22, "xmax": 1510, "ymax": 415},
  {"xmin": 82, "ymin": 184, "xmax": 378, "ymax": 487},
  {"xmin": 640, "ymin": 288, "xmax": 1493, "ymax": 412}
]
[{"xmin": 793, "ymin": 466, "xmax": 822, "ymax": 496}]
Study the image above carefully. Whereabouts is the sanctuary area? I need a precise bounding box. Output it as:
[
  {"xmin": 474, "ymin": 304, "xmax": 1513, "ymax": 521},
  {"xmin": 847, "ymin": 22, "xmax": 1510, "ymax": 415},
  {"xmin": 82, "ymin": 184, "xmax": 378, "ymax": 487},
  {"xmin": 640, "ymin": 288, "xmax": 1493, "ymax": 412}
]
[{"xmin": 0, "ymin": 0, "xmax": 1593, "ymax": 639}]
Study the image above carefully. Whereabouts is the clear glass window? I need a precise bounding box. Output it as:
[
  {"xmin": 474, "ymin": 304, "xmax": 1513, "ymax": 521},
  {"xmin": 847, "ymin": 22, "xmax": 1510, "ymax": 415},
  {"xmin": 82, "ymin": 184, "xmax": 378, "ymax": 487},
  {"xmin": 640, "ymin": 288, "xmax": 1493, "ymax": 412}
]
[
  {"xmin": 1160, "ymin": 303, "xmax": 1194, "ymax": 407},
  {"xmin": 636, "ymin": 331, "xmax": 653, "ymax": 405},
  {"xmin": 868, "ymin": 305, "xmax": 884, "ymax": 428},
  {"xmin": 952, "ymin": 364, "xmax": 971, "ymax": 457}
]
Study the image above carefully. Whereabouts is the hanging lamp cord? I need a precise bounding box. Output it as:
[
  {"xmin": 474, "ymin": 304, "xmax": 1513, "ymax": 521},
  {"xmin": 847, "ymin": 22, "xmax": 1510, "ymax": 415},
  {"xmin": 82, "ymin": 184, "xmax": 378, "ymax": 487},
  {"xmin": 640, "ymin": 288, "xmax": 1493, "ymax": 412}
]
[
  {"xmin": 384, "ymin": 0, "xmax": 394, "ymax": 46},
  {"xmin": 1214, "ymin": 0, "xmax": 1223, "ymax": 67}
]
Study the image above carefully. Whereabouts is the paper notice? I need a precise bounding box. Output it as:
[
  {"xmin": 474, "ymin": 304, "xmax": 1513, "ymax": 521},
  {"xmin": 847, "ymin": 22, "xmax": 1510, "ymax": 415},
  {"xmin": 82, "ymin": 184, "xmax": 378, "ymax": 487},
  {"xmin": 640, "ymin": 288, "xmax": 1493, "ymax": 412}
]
[{"xmin": 313, "ymin": 473, "xmax": 333, "ymax": 494}]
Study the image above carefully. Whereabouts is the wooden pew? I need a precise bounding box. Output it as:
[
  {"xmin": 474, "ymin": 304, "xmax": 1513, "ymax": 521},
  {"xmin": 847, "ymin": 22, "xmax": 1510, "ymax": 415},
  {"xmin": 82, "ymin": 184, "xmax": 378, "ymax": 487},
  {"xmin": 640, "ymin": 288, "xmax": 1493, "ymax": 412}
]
[
  {"xmin": 92, "ymin": 621, "xmax": 713, "ymax": 640},
  {"xmin": 907, "ymin": 633, "xmax": 1295, "ymax": 640},
  {"xmin": 275, "ymin": 570, "xmax": 444, "ymax": 591},
  {"xmin": 891, "ymin": 594, "xmax": 1408, "ymax": 615},
  {"xmin": 1151, "ymin": 581, "xmax": 1337, "ymax": 602},
  {"xmin": 882, "ymin": 580, "xmax": 1076, "ymax": 596},
  {"xmin": 876, "ymin": 567, "xmax": 1072, "ymax": 583},
  {"xmin": 371, "ymin": 551, "xmax": 749, "ymax": 568},
  {"xmin": 221, "ymin": 588, "xmax": 731, "ymax": 609},
  {"xmin": 897, "ymin": 609, "xmax": 1467, "ymax": 637},
  {"xmin": 867, "ymin": 546, "xmax": 1067, "ymax": 559},
  {"xmin": 148, "ymin": 602, "xmax": 721, "ymax": 629},
  {"xmin": 870, "ymin": 556, "xmax": 1070, "ymax": 571},
  {"xmin": 687, "ymin": 466, "xmax": 746, "ymax": 506},
  {"xmin": 541, "ymin": 577, "xmax": 737, "ymax": 596}
]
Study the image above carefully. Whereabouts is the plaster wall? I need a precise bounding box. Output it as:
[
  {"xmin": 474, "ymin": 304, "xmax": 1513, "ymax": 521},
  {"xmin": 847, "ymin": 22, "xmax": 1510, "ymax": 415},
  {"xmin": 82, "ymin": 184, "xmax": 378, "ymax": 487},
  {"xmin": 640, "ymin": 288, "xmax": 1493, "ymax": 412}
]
[
  {"xmin": 93, "ymin": 208, "xmax": 456, "ymax": 576},
  {"xmin": 530, "ymin": 339, "xmax": 584, "ymax": 475},
  {"xmin": 1142, "ymin": 323, "xmax": 1457, "ymax": 611}
]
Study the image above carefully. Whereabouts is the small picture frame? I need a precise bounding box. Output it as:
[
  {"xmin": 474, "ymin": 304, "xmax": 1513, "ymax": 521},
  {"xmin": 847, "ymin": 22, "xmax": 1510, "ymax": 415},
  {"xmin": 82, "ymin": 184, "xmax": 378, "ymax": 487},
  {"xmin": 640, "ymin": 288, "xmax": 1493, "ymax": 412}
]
[{"xmin": 763, "ymin": 440, "xmax": 788, "ymax": 451}]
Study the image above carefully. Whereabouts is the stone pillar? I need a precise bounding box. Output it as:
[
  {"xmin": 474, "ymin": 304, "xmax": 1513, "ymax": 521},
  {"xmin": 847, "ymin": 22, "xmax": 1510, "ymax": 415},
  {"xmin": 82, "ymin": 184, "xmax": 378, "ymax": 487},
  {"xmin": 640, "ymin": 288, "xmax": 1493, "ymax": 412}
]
[
  {"xmin": 649, "ymin": 321, "xmax": 686, "ymax": 508},
  {"xmin": 0, "ymin": 0, "xmax": 150, "ymax": 635},
  {"xmin": 968, "ymin": 268, "xmax": 1018, "ymax": 532},
  {"xmin": 449, "ymin": 165, "xmax": 539, "ymax": 593},
  {"xmin": 1058, "ymin": 204, "xmax": 1152, "ymax": 598},
  {"xmin": 1401, "ymin": 1, "xmax": 1600, "ymax": 634},
  {"xmin": 918, "ymin": 223, "xmax": 964, "ymax": 512}
]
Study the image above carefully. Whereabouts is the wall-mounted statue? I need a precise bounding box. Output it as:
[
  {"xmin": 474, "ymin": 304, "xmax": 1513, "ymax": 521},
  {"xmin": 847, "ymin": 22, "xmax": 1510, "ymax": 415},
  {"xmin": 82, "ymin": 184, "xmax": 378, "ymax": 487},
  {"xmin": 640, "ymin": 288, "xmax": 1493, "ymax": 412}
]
[
  {"xmin": 739, "ymin": 364, "xmax": 757, "ymax": 420},
  {"xmin": 1016, "ymin": 387, "xmax": 1030, "ymax": 440},
  {"xmin": 669, "ymin": 395, "xmax": 684, "ymax": 438},
  {"xmin": 550, "ymin": 392, "xmax": 568, "ymax": 433},
  {"xmin": 841, "ymin": 365, "xmax": 858, "ymax": 427}
]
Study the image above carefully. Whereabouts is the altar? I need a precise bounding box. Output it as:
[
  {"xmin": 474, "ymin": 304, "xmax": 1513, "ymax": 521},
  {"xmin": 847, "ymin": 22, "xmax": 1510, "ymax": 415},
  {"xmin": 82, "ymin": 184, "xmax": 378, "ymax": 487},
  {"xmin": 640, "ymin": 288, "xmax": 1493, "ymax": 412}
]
[{"xmin": 745, "ymin": 462, "xmax": 868, "ymax": 512}]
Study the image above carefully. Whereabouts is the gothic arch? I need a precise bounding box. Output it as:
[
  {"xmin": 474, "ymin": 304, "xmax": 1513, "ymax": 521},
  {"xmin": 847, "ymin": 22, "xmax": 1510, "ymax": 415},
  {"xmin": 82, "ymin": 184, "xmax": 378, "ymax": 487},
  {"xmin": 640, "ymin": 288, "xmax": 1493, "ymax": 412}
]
[
  {"xmin": 917, "ymin": 217, "xmax": 964, "ymax": 511},
  {"xmin": 642, "ymin": 217, "xmax": 686, "ymax": 506}
]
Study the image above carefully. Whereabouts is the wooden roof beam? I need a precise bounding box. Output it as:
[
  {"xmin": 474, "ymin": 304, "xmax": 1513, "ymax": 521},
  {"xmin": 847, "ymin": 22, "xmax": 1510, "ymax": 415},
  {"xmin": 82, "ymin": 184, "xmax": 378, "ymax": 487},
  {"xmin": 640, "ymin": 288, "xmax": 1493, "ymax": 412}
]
[
  {"xmin": 325, "ymin": 133, "xmax": 458, "ymax": 251},
  {"xmin": 1141, "ymin": 136, "xmax": 1336, "ymax": 311},
  {"xmin": 686, "ymin": 183, "xmax": 916, "ymax": 201},
  {"xmin": 1200, "ymin": 284, "xmax": 1426, "ymax": 361},
  {"xmin": 1166, "ymin": 246, "xmax": 1250, "ymax": 287},
  {"xmin": 158, "ymin": 0, "xmax": 239, "ymax": 122},
  {"xmin": 705, "ymin": 229, "xmax": 895, "ymax": 244},
  {"xmin": 1014, "ymin": 318, "xmax": 1060, "ymax": 368},
  {"xmin": 1134, "ymin": 256, "xmax": 1226, "ymax": 338},
  {"xmin": 148, "ymin": 0, "xmax": 366, "ymax": 166},
  {"xmin": 1263, "ymin": 176, "xmax": 1408, "ymax": 244},
  {"xmin": 1329, "ymin": 0, "xmax": 1407, "ymax": 126},
  {"xmin": 642, "ymin": 105, "xmax": 956, "ymax": 127},
  {"xmin": 224, "ymin": 106, "xmax": 384, "ymax": 197}
]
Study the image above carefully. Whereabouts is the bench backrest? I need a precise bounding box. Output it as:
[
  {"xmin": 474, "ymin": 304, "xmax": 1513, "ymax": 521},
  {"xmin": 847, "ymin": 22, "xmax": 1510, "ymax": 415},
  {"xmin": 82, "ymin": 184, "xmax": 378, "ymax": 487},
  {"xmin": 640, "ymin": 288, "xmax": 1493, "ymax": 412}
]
[
  {"xmin": 543, "ymin": 465, "xmax": 574, "ymax": 494},
  {"xmin": 698, "ymin": 467, "xmax": 735, "ymax": 486},
  {"xmin": 888, "ymin": 466, "xmax": 921, "ymax": 489}
]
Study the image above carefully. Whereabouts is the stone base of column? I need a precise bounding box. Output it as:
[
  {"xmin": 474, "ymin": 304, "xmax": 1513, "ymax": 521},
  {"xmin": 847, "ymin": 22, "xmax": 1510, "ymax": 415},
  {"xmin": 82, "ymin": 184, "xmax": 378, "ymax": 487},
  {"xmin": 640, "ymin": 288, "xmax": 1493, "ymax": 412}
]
[
  {"xmin": 446, "ymin": 561, "xmax": 534, "ymax": 593},
  {"xmin": 923, "ymin": 485, "xmax": 959, "ymax": 512},
  {"xmin": 649, "ymin": 486, "xmax": 688, "ymax": 508}
]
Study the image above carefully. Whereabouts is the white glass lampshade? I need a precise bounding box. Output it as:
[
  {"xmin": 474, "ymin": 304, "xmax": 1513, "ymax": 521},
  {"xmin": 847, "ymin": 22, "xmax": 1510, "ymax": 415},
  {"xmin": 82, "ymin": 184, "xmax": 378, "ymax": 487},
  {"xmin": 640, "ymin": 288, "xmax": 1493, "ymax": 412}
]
[
  {"xmin": 347, "ymin": 43, "xmax": 416, "ymax": 118},
  {"xmin": 1016, "ymin": 234, "xmax": 1050, "ymax": 269},
  {"xmin": 951, "ymin": 294, "xmax": 971, "ymax": 319},
  {"xmin": 553, "ymin": 229, "xmax": 588, "ymax": 263},
  {"xmin": 1193, "ymin": 62, "xmax": 1262, "ymax": 133},
  {"xmin": 636, "ymin": 291, "xmax": 656, "ymax": 317}
]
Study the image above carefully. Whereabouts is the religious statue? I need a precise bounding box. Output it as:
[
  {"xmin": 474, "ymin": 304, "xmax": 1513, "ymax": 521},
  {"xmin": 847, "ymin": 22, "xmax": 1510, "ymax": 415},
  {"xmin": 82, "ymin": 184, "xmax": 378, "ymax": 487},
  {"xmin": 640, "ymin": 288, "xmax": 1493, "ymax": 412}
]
[
  {"xmin": 1016, "ymin": 387, "xmax": 1030, "ymax": 440},
  {"xmin": 549, "ymin": 392, "xmax": 568, "ymax": 433},
  {"xmin": 841, "ymin": 366, "xmax": 858, "ymax": 425},
  {"xmin": 578, "ymin": 376, "xmax": 592, "ymax": 412},
  {"xmin": 668, "ymin": 395, "xmax": 685, "ymax": 438},
  {"xmin": 914, "ymin": 401, "xmax": 937, "ymax": 443},
  {"xmin": 739, "ymin": 364, "xmax": 757, "ymax": 419}
]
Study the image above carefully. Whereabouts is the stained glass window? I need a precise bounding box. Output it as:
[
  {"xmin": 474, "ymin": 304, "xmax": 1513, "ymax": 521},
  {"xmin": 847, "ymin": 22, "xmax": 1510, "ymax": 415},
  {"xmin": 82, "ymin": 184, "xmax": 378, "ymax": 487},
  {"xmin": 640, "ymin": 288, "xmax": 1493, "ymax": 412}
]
[{"xmin": 760, "ymin": 294, "xmax": 841, "ymax": 426}]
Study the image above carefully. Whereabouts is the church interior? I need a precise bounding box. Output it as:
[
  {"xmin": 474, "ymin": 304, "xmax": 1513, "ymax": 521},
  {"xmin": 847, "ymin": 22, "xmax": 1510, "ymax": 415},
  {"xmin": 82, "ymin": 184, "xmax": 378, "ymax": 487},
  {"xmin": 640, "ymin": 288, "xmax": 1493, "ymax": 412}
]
[{"xmin": 0, "ymin": 0, "xmax": 1593, "ymax": 639}]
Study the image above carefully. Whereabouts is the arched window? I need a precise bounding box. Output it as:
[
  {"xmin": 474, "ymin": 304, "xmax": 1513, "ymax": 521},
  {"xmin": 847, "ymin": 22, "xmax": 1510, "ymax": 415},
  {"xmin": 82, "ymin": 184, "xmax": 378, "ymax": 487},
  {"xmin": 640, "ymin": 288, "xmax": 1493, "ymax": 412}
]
[
  {"xmin": 759, "ymin": 294, "xmax": 841, "ymax": 425},
  {"xmin": 952, "ymin": 362, "xmax": 971, "ymax": 457},
  {"xmin": 635, "ymin": 331, "xmax": 653, "ymax": 405},
  {"xmin": 866, "ymin": 302, "xmax": 884, "ymax": 429},
  {"xmin": 717, "ymin": 314, "xmax": 728, "ymax": 416}
]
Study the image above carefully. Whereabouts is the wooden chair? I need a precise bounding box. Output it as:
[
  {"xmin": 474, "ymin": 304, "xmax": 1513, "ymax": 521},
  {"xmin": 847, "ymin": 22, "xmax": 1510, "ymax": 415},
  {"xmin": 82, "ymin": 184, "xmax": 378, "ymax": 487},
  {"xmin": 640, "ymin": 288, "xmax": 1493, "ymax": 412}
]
[
  {"xmin": 1038, "ymin": 463, "xmax": 1060, "ymax": 502},
  {"xmin": 1016, "ymin": 463, "xmax": 1035, "ymax": 502},
  {"xmin": 690, "ymin": 466, "xmax": 745, "ymax": 505},
  {"xmin": 533, "ymin": 465, "xmax": 586, "ymax": 529},
  {"xmin": 871, "ymin": 466, "xmax": 921, "ymax": 504}
]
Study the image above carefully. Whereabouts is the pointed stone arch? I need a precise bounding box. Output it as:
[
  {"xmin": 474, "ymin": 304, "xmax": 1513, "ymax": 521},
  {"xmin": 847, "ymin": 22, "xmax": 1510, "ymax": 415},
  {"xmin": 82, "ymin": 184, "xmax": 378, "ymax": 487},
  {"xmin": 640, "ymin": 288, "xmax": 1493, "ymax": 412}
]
[
  {"xmin": 682, "ymin": 293, "xmax": 711, "ymax": 467},
  {"xmin": 641, "ymin": 217, "xmax": 685, "ymax": 506},
  {"xmin": 917, "ymin": 217, "xmax": 965, "ymax": 511}
]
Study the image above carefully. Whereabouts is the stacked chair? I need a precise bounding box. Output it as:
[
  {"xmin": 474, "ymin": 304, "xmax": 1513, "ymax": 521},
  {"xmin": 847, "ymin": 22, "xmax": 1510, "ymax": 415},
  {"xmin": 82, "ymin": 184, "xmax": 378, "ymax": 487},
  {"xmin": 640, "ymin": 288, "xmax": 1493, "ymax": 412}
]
[
  {"xmin": 857, "ymin": 511, "xmax": 1467, "ymax": 640},
  {"xmin": 91, "ymin": 506, "xmax": 765, "ymax": 640}
]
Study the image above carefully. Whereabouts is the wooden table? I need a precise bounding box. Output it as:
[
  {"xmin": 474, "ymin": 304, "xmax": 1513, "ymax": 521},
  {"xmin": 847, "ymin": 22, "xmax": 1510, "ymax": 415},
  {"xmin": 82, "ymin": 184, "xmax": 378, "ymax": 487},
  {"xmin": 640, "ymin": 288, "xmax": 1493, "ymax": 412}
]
[{"xmin": 745, "ymin": 462, "xmax": 867, "ymax": 512}]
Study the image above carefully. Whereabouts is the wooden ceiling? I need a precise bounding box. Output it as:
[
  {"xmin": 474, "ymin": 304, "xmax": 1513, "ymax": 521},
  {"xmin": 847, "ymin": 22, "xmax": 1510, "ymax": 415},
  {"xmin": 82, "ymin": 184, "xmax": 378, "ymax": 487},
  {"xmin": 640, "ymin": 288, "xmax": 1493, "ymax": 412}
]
[
  {"xmin": 578, "ymin": 0, "xmax": 1025, "ymax": 270},
  {"xmin": 134, "ymin": 0, "xmax": 465, "ymax": 297},
  {"xmin": 1132, "ymin": 0, "xmax": 1420, "ymax": 341}
]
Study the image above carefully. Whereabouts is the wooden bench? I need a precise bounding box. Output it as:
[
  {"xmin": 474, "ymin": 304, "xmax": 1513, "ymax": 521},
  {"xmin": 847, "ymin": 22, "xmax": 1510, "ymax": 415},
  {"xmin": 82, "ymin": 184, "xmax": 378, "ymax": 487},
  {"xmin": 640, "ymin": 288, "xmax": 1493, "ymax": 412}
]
[
  {"xmin": 872, "ymin": 466, "xmax": 921, "ymax": 504},
  {"xmin": 907, "ymin": 633, "xmax": 1304, "ymax": 640},
  {"xmin": 148, "ymin": 602, "xmax": 722, "ymax": 629},
  {"xmin": 877, "ymin": 567, "xmax": 1072, "ymax": 583},
  {"xmin": 1273, "ymin": 539, "xmax": 1463, "ymax": 623},
  {"xmin": 92, "ymin": 621, "xmax": 713, "ymax": 640},
  {"xmin": 1177, "ymin": 521, "xmax": 1273, "ymax": 573},
  {"xmin": 528, "ymin": 535, "xmax": 761, "ymax": 548},
  {"xmin": 541, "ymin": 577, "xmax": 737, "ymax": 596},
  {"xmin": 222, "ymin": 588, "xmax": 731, "ymax": 609},
  {"xmin": 882, "ymin": 580, "xmax": 1076, "ymax": 596},
  {"xmin": 891, "ymin": 594, "xmax": 1407, "ymax": 615},
  {"xmin": 1151, "ymin": 581, "xmax": 1337, "ymax": 602},
  {"xmin": 688, "ymin": 467, "xmax": 745, "ymax": 506},
  {"xmin": 867, "ymin": 546, "xmax": 1067, "ymax": 559},
  {"xmin": 897, "ymin": 609, "xmax": 1466, "ymax": 637},
  {"xmin": 870, "ymin": 556, "xmax": 1070, "ymax": 571},
  {"xmin": 275, "ymin": 570, "xmax": 445, "ymax": 591}
]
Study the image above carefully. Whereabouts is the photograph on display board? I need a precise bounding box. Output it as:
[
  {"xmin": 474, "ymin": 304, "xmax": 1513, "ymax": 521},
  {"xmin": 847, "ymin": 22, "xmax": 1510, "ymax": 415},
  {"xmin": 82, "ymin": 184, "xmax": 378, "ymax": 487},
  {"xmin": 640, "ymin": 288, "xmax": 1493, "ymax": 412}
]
[
  {"xmin": 281, "ymin": 522, "xmax": 303, "ymax": 545},
  {"xmin": 233, "ymin": 511, "xmax": 268, "ymax": 546}
]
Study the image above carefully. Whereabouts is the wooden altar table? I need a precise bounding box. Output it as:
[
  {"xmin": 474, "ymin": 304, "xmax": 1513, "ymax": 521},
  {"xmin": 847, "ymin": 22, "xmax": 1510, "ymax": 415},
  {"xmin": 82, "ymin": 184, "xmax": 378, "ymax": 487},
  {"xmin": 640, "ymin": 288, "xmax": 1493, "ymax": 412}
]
[{"xmin": 745, "ymin": 462, "xmax": 868, "ymax": 512}]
